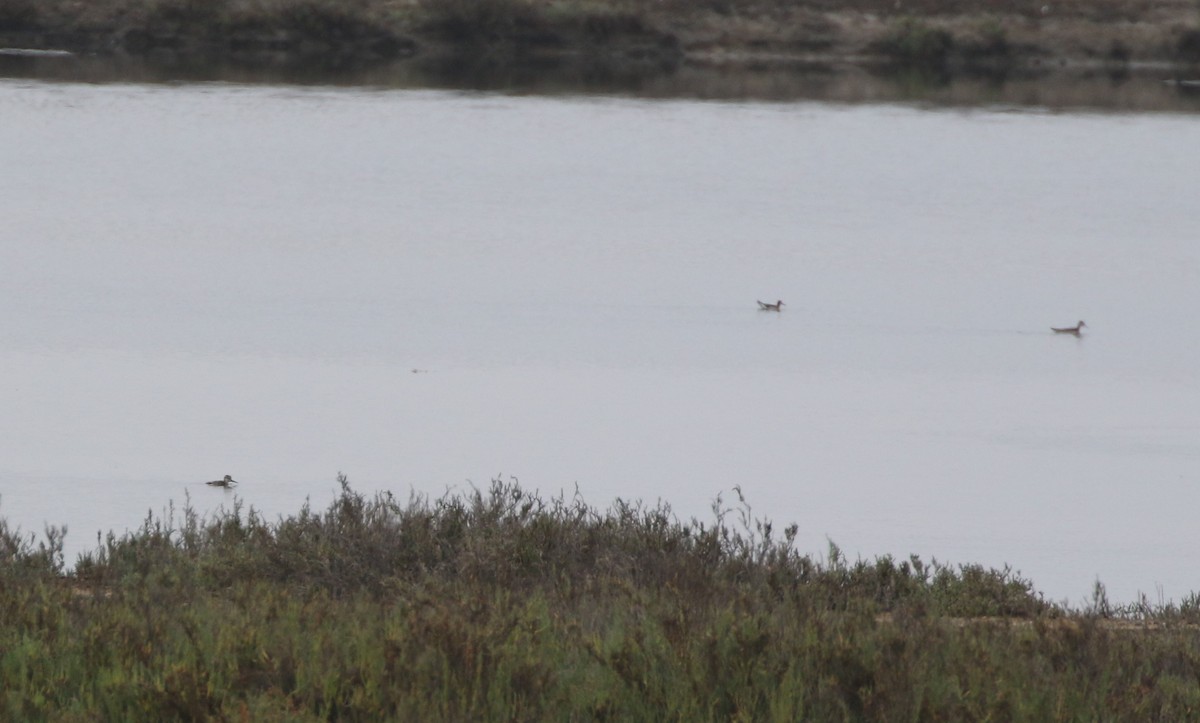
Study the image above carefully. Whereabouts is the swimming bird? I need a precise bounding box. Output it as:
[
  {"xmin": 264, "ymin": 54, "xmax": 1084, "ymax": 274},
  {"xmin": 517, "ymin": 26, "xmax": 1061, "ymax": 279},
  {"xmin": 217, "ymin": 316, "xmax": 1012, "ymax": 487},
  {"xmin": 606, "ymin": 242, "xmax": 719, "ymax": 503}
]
[
  {"xmin": 1051, "ymin": 320, "xmax": 1086, "ymax": 335},
  {"xmin": 206, "ymin": 474, "xmax": 238, "ymax": 488},
  {"xmin": 757, "ymin": 299, "xmax": 785, "ymax": 311}
]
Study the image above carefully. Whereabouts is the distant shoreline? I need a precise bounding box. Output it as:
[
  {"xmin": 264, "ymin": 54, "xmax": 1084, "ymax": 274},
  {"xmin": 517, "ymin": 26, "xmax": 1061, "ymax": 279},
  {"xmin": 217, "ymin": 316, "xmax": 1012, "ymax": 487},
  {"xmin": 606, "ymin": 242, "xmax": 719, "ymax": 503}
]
[{"xmin": 2, "ymin": 0, "xmax": 1199, "ymax": 75}]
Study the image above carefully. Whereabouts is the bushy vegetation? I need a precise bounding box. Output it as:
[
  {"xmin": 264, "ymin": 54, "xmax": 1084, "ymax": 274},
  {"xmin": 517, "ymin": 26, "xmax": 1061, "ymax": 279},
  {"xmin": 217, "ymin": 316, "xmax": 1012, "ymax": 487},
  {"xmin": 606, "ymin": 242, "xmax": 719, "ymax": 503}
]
[
  {"xmin": 0, "ymin": 0, "xmax": 679, "ymax": 60},
  {"xmin": 4, "ymin": 477, "xmax": 1200, "ymax": 720},
  {"xmin": 871, "ymin": 18, "xmax": 956, "ymax": 66},
  {"xmin": 1, "ymin": 0, "xmax": 1197, "ymax": 69}
]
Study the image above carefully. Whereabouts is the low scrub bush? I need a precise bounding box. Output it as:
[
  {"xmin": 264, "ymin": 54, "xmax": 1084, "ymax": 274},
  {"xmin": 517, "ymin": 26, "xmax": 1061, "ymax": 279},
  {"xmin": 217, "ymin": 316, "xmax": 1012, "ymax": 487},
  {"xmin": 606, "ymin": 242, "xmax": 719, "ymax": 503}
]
[
  {"xmin": 417, "ymin": 0, "xmax": 545, "ymax": 42},
  {"xmin": 5, "ymin": 478, "xmax": 1200, "ymax": 719},
  {"xmin": 873, "ymin": 17, "xmax": 956, "ymax": 65},
  {"xmin": 0, "ymin": 0, "xmax": 40, "ymax": 31},
  {"xmin": 1177, "ymin": 28, "xmax": 1200, "ymax": 63}
]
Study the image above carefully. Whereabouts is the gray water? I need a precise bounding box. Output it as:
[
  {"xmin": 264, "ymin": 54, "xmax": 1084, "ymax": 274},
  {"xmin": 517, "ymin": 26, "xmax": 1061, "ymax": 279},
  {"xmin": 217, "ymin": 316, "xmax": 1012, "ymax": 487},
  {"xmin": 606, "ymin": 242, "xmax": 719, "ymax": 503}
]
[{"xmin": 2, "ymin": 79, "xmax": 1198, "ymax": 604}]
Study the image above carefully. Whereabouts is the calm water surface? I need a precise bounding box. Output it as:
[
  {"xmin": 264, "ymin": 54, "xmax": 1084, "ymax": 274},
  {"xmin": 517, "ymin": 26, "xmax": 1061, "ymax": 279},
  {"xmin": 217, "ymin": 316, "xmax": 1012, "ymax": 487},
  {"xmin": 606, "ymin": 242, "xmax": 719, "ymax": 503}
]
[{"xmin": 2, "ymin": 79, "xmax": 1198, "ymax": 604}]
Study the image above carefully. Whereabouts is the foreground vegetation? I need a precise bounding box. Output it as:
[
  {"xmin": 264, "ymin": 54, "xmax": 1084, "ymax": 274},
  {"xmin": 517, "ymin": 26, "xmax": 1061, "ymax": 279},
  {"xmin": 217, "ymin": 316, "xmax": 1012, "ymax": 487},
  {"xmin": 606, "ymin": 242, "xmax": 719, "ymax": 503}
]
[
  {"xmin": 1, "ymin": 0, "xmax": 1199, "ymax": 72},
  {"xmin": 4, "ymin": 477, "xmax": 1200, "ymax": 720}
]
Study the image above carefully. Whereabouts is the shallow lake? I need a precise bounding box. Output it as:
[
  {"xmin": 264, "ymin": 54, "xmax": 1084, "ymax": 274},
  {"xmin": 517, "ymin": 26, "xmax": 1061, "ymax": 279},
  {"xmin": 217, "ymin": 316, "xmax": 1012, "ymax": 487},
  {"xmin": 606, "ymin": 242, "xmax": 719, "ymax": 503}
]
[{"xmin": 1, "ymin": 73, "xmax": 1198, "ymax": 604}]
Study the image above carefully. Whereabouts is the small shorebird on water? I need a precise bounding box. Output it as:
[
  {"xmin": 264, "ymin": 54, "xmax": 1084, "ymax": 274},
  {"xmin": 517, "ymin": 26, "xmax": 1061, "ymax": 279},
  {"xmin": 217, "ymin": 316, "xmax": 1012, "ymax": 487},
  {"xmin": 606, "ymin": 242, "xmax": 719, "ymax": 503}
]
[
  {"xmin": 757, "ymin": 299, "xmax": 785, "ymax": 311},
  {"xmin": 206, "ymin": 475, "xmax": 238, "ymax": 488},
  {"xmin": 1051, "ymin": 320, "xmax": 1086, "ymax": 335}
]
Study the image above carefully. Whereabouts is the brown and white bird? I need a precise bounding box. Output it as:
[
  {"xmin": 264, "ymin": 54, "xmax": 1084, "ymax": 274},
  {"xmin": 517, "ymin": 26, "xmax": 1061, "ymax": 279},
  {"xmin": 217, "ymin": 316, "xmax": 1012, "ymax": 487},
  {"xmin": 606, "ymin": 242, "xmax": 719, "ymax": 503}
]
[
  {"xmin": 757, "ymin": 299, "xmax": 785, "ymax": 311},
  {"xmin": 1051, "ymin": 320, "xmax": 1086, "ymax": 335},
  {"xmin": 205, "ymin": 474, "xmax": 238, "ymax": 488}
]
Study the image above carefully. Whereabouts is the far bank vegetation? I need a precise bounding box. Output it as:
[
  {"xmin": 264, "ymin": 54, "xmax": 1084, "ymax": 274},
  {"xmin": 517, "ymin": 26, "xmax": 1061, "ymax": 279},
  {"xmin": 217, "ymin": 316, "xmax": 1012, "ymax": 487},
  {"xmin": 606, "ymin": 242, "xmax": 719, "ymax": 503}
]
[{"xmin": 1, "ymin": 0, "xmax": 1199, "ymax": 69}]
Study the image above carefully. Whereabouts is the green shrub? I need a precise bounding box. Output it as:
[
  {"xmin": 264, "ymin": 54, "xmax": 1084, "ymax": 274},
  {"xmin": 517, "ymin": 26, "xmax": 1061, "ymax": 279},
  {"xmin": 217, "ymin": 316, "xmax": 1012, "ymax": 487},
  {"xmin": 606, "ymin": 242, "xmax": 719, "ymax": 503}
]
[
  {"xmin": 1177, "ymin": 28, "xmax": 1200, "ymax": 63},
  {"xmin": 417, "ymin": 0, "xmax": 544, "ymax": 43},
  {"xmin": 0, "ymin": 0, "xmax": 41, "ymax": 31},
  {"xmin": 874, "ymin": 17, "xmax": 955, "ymax": 65}
]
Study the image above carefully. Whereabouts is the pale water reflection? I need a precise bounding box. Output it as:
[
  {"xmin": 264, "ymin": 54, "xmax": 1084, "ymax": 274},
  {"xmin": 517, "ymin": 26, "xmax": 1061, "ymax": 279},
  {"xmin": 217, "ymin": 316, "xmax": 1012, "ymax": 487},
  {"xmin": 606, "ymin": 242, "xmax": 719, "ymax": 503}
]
[{"xmin": 1, "ymin": 80, "xmax": 1198, "ymax": 604}]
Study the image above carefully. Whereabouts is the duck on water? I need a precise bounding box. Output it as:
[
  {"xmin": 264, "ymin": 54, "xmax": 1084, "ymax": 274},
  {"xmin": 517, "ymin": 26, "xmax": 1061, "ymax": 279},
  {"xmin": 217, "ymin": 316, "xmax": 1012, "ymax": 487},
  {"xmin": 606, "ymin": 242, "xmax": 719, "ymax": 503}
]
[
  {"xmin": 757, "ymin": 299, "xmax": 785, "ymax": 311},
  {"xmin": 1051, "ymin": 320, "xmax": 1086, "ymax": 335},
  {"xmin": 206, "ymin": 475, "xmax": 238, "ymax": 488}
]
